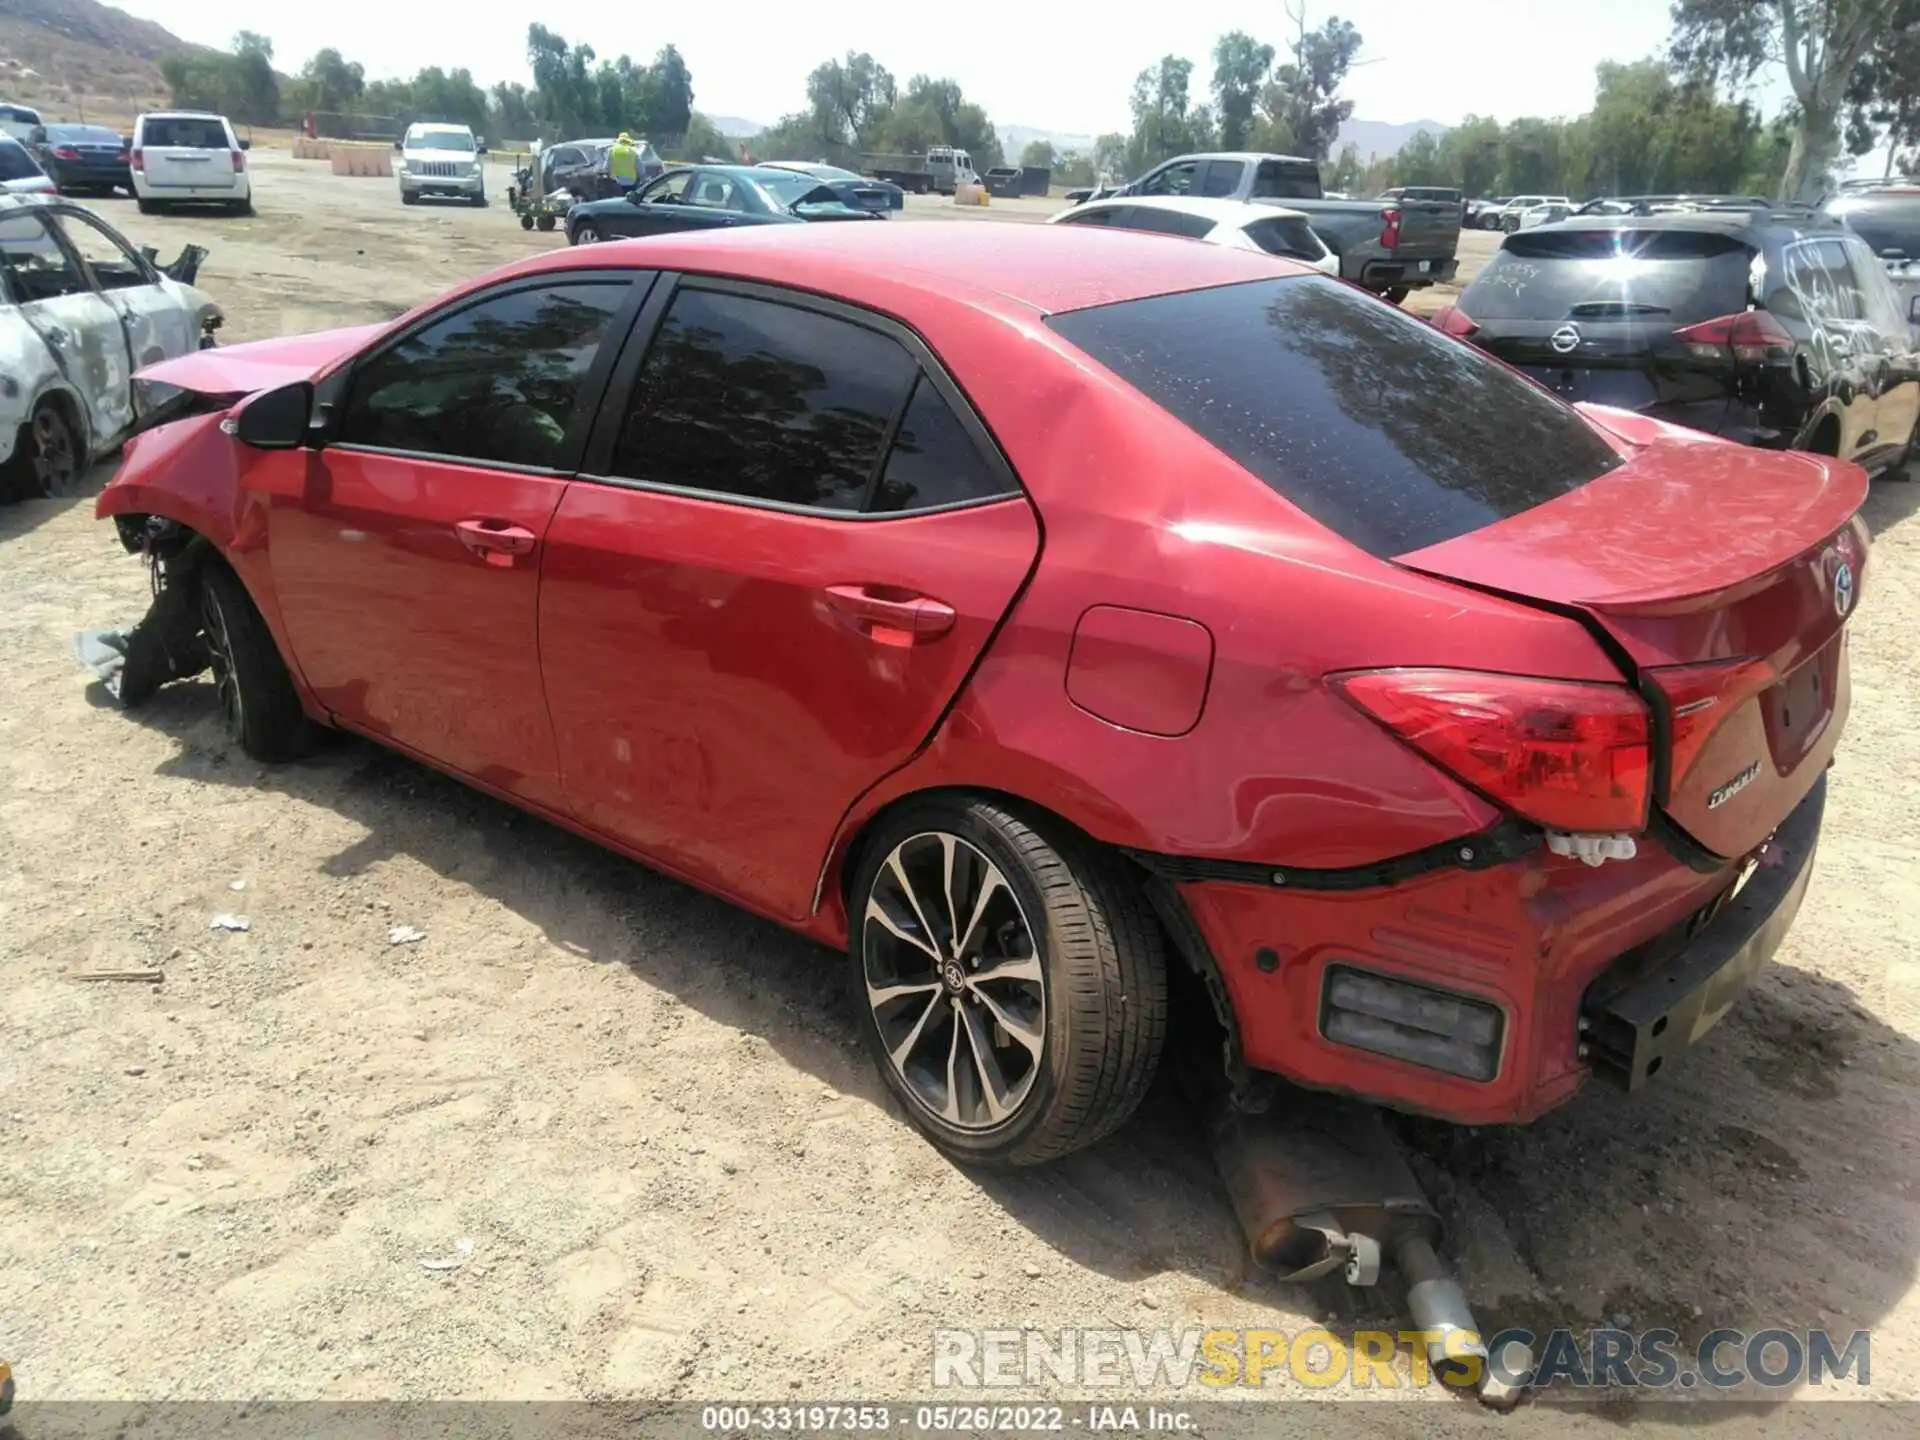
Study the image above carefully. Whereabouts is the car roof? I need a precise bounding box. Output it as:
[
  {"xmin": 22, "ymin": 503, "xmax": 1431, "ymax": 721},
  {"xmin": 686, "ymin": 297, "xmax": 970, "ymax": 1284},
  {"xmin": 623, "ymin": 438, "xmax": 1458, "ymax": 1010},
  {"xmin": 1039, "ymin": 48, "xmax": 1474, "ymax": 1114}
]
[
  {"xmin": 500, "ymin": 219, "xmax": 1302, "ymax": 316},
  {"xmin": 408, "ymin": 122, "xmax": 473, "ymax": 132},
  {"xmin": 1155, "ymin": 151, "xmax": 1318, "ymax": 167},
  {"xmin": 138, "ymin": 110, "xmax": 230, "ymax": 121},
  {"xmin": 1065, "ymin": 195, "xmax": 1310, "ymax": 225}
]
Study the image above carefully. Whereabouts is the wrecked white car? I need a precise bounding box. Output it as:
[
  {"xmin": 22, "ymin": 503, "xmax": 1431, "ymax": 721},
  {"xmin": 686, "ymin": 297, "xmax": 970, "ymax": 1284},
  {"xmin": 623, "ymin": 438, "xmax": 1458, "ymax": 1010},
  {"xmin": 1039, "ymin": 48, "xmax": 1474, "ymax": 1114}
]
[{"xmin": 0, "ymin": 193, "xmax": 220, "ymax": 501}]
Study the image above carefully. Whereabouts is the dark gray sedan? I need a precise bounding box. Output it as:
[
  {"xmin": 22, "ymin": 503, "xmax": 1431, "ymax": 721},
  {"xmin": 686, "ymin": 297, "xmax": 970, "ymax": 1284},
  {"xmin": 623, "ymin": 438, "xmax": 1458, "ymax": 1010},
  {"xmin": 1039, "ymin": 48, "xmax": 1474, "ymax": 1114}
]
[{"xmin": 566, "ymin": 165, "xmax": 880, "ymax": 245}]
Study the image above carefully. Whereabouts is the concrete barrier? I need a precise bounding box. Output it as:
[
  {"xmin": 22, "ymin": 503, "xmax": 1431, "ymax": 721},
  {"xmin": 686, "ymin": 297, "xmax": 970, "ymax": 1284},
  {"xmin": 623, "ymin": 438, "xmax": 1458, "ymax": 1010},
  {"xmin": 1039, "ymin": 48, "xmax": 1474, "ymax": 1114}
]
[
  {"xmin": 953, "ymin": 182, "xmax": 989, "ymax": 207},
  {"xmin": 328, "ymin": 145, "xmax": 393, "ymax": 178}
]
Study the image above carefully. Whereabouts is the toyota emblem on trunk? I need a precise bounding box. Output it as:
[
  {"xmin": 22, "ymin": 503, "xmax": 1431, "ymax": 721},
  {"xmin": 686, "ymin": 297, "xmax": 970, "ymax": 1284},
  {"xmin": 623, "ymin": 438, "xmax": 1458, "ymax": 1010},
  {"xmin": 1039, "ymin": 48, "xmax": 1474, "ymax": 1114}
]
[
  {"xmin": 1833, "ymin": 559, "xmax": 1855, "ymax": 618},
  {"xmin": 1549, "ymin": 324, "xmax": 1582, "ymax": 355}
]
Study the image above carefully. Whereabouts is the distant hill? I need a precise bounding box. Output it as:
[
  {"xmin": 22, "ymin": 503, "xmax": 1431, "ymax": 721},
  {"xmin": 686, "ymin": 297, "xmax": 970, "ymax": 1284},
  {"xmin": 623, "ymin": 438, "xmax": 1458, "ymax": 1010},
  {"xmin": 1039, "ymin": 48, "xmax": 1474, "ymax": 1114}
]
[
  {"xmin": 1335, "ymin": 117, "xmax": 1450, "ymax": 161},
  {"xmin": 0, "ymin": 0, "xmax": 212, "ymax": 123},
  {"xmin": 708, "ymin": 114, "xmax": 765, "ymax": 139}
]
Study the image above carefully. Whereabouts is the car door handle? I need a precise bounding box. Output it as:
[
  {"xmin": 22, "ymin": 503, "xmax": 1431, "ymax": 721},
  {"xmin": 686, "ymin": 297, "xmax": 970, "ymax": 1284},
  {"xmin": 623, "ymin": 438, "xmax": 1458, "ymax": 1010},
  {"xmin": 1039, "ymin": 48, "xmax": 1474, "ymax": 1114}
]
[
  {"xmin": 454, "ymin": 518, "xmax": 538, "ymax": 568},
  {"xmin": 822, "ymin": 584, "xmax": 956, "ymax": 641}
]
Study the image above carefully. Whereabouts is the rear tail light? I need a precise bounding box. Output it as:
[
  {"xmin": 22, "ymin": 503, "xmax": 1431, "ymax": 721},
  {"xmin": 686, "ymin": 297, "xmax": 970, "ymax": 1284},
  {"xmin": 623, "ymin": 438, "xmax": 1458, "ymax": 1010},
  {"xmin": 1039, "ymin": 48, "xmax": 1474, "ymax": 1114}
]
[
  {"xmin": 1650, "ymin": 655, "xmax": 1778, "ymax": 789},
  {"xmin": 1379, "ymin": 207, "xmax": 1402, "ymax": 248},
  {"xmin": 231, "ymin": 149, "xmax": 246, "ymax": 172},
  {"xmin": 131, "ymin": 148, "xmax": 144, "ymax": 172},
  {"xmin": 1331, "ymin": 668, "xmax": 1651, "ymax": 832},
  {"xmin": 1672, "ymin": 309, "xmax": 1793, "ymax": 365},
  {"xmin": 1320, "ymin": 966, "xmax": 1505, "ymax": 1081},
  {"xmin": 52, "ymin": 146, "xmax": 80, "ymax": 161},
  {"xmin": 1432, "ymin": 304, "xmax": 1479, "ymax": 339}
]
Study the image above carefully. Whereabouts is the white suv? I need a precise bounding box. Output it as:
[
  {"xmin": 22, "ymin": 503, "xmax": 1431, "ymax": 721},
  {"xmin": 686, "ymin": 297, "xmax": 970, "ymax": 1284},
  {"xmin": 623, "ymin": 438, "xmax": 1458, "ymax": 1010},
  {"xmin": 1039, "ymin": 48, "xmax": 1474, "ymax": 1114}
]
[
  {"xmin": 131, "ymin": 111, "xmax": 252, "ymax": 214},
  {"xmin": 396, "ymin": 123, "xmax": 486, "ymax": 207}
]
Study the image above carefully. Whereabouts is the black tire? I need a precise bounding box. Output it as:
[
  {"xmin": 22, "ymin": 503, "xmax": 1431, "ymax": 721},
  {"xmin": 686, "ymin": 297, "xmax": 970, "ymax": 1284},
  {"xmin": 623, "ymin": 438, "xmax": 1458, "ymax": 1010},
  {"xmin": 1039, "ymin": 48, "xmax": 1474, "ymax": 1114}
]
[
  {"xmin": 848, "ymin": 795, "xmax": 1167, "ymax": 1169},
  {"xmin": 520, "ymin": 213, "xmax": 535, "ymax": 230},
  {"xmin": 470, "ymin": 193, "xmax": 487, "ymax": 208},
  {"xmin": 401, "ymin": 190, "xmax": 420, "ymax": 206},
  {"xmin": 229, "ymin": 198, "xmax": 253, "ymax": 216},
  {"xmin": 1, "ymin": 399, "xmax": 83, "ymax": 501},
  {"xmin": 535, "ymin": 214, "xmax": 556, "ymax": 232},
  {"xmin": 137, "ymin": 198, "xmax": 159, "ymax": 215},
  {"xmin": 197, "ymin": 563, "xmax": 315, "ymax": 762},
  {"xmin": 1384, "ymin": 286, "xmax": 1410, "ymax": 304}
]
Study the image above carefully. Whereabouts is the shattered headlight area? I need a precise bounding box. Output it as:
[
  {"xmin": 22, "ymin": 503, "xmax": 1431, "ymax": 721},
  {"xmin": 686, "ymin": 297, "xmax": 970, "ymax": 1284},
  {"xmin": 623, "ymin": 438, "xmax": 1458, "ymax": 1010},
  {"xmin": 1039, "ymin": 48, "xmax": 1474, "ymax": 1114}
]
[{"xmin": 74, "ymin": 518, "xmax": 213, "ymax": 708}]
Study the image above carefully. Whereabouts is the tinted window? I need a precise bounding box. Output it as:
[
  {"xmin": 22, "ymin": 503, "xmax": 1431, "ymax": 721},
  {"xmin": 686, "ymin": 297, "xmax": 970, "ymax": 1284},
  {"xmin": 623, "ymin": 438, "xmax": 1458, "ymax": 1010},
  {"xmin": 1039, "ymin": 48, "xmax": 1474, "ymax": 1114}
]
[
  {"xmin": 1461, "ymin": 228, "xmax": 1754, "ymax": 324},
  {"xmin": 1055, "ymin": 207, "xmax": 1124, "ymax": 227},
  {"xmin": 1826, "ymin": 196, "xmax": 1920, "ymax": 257},
  {"xmin": 0, "ymin": 140, "xmax": 40, "ymax": 181},
  {"xmin": 1048, "ymin": 277, "xmax": 1625, "ymax": 557},
  {"xmin": 1120, "ymin": 208, "xmax": 1215, "ymax": 239},
  {"xmin": 1252, "ymin": 160, "xmax": 1320, "ymax": 200},
  {"xmin": 0, "ymin": 212, "xmax": 88, "ymax": 302},
  {"xmin": 611, "ymin": 288, "xmax": 917, "ymax": 511},
  {"xmin": 47, "ymin": 125, "xmax": 123, "ymax": 144},
  {"xmin": 1244, "ymin": 216, "xmax": 1324, "ymax": 260},
  {"xmin": 1777, "ymin": 237, "xmax": 1870, "ymax": 323},
  {"xmin": 872, "ymin": 377, "xmax": 1013, "ymax": 512},
  {"xmin": 339, "ymin": 282, "xmax": 627, "ymax": 468},
  {"xmin": 1200, "ymin": 160, "xmax": 1243, "ymax": 198},
  {"xmin": 141, "ymin": 116, "xmax": 229, "ymax": 148}
]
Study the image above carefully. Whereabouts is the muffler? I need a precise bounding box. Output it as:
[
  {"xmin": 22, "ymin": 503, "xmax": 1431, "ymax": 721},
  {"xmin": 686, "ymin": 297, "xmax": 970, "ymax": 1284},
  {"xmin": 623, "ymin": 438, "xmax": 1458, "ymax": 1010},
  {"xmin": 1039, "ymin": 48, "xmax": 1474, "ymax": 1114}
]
[{"xmin": 1209, "ymin": 1092, "xmax": 1528, "ymax": 1409}]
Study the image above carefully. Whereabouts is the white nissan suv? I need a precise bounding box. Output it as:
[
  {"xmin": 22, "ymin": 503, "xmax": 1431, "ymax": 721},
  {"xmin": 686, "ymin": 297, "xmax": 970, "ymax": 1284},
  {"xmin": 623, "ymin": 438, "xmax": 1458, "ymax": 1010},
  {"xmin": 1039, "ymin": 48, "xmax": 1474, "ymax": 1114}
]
[{"xmin": 396, "ymin": 123, "xmax": 487, "ymax": 207}]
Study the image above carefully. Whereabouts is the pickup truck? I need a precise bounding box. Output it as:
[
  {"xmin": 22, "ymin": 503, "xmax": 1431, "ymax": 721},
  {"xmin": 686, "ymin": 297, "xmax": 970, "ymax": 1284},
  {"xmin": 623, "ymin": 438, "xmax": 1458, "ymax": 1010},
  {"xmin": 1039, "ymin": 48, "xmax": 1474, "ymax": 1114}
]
[{"xmin": 1076, "ymin": 151, "xmax": 1461, "ymax": 300}]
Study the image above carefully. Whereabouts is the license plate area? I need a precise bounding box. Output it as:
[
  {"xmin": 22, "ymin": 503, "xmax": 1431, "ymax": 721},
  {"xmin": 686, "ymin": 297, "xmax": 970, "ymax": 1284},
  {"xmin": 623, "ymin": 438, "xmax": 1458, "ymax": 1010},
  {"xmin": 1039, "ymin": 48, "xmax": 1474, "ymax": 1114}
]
[{"xmin": 1762, "ymin": 641, "xmax": 1837, "ymax": 768}]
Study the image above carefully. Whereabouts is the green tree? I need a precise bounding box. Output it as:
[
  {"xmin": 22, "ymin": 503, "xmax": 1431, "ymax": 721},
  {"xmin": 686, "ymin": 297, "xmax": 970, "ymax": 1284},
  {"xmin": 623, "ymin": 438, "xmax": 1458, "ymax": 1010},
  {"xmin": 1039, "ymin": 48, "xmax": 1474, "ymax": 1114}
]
[
  {"xmin": 1259, "ymin": 5, "xmax": 1362, "ymax": 161},
  {"xmin": 1327, "ymin": 141, "xmax": 1363, "ymax": 192},
  {"xmin": 297, "ymin": 48, "xmax": 365, "ymax": 115},
  {"xmin": 1435, "ymin": 114, "xmax": 1502, "ymax": 196},
  {"xmin": 229, "ymin": 31, "xmax": 279, "ymax": 125},
  {"xmin": 668, "ymin": 112, "xmax": 737, "ymax": 162},
  {"xmin": 1092, "ymin": 131, "xmax": 1128, "ymax": 181},
  {"xmin": 1019, "ymin": 138, "xmax": 1058, "ymax": 169},
  {"xmin": 1392, "ymin": 130, "xmax": 1445, "ymax": 185},
  {"xmin": 1212, "ymin": 31, "xmax": 1275, "ymax": 150},
  {"xmin": 806, "ymin": 52, "xmax": 897, "ymax": 150},
  {"xmin": 1670, "ymin": 0, "xmax": 1901, "ymax": 199},
  {"xmin": 1126, "ymin": 55, "xmax": 1215, "ymax": 173}
]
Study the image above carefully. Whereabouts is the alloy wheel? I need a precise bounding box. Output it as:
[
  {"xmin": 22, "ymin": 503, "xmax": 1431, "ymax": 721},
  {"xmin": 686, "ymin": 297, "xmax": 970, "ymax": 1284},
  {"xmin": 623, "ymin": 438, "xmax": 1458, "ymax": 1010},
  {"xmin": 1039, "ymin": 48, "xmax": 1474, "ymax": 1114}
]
[
  {"xmin": 862, "ymin": 832, "xmax": 1046, "ymax": 1130},
  {"xmin": 26, "ymin": 406, "xmax": 79, "ymax": 498},
  {"xmin": 576, "ymin": 224, "xmax": 599, "ymax": 245},
  {"xmin": 199, "ymin": 580, "xmax": 244, "ymax": 736}
]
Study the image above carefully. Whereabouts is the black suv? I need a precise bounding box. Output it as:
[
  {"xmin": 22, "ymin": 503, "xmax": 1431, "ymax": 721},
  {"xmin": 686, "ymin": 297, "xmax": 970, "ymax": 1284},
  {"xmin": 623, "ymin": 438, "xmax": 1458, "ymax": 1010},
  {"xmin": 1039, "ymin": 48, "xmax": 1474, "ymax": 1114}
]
[{"xmin": 1438, "ymin": 210, "xmax": 1920, "ymax": 478}]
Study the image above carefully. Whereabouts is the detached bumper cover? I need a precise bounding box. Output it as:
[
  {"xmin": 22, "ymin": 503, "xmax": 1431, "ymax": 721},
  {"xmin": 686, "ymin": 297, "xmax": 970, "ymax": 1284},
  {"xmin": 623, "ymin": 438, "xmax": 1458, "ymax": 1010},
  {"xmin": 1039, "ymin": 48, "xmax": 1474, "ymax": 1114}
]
[{"xmin": 1581, "ymin": 776, "xmax": 1824, "ymax": 1089}]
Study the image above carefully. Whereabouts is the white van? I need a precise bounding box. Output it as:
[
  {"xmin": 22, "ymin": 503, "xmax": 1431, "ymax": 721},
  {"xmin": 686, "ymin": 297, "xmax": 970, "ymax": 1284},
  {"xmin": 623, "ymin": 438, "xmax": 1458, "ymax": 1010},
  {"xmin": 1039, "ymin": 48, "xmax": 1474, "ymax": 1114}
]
[
  {"xmin": 131, "ymin": 111, "xmax": 253, "ymax": 214},
  {"xmin": 0, "ymin": 102, "xmax": 42, "ymax": 142}
]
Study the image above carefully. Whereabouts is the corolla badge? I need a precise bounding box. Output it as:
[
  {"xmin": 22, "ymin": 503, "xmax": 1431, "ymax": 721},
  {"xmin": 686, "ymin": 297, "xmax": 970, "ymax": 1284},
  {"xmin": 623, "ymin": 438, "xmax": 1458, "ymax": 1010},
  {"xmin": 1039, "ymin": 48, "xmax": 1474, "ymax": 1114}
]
[
  {"xmin": 1833, "ymin": 558, "xmax": 1856, "ymax": 618},
  {"xmin": 1706, "ymin": 761, "xmax": 1761, "ymax": 810},
  {"xmin": 1549, "ymin": 323, "xmax": 1582, "ymax": 355}
]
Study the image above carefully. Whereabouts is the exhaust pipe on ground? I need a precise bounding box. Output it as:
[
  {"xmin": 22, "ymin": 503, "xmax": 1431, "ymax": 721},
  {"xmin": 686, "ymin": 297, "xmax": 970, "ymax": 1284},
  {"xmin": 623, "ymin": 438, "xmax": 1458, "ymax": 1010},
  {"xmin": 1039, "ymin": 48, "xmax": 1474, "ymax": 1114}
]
[{"xmin": 1208, "ymin": 1092, "xmax": 1529, "ymax": 1410}]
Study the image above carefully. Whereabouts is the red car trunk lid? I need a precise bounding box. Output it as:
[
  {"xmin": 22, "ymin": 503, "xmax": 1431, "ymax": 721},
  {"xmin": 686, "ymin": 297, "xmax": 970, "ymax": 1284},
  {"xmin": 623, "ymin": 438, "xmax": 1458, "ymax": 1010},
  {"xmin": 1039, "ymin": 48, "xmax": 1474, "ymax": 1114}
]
[{"xmin": 1395, "ymin": 411, "xmax": 1868, "ymax": 858}]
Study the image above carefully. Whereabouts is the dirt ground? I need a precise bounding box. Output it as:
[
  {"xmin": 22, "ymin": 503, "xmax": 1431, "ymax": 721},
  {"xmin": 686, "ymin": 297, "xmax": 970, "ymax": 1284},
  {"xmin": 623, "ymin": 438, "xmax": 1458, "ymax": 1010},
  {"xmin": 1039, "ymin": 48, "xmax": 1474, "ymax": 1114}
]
[{"xmin": 2, "ymin": 149, "xmax": 1918, "ymax": 1427}]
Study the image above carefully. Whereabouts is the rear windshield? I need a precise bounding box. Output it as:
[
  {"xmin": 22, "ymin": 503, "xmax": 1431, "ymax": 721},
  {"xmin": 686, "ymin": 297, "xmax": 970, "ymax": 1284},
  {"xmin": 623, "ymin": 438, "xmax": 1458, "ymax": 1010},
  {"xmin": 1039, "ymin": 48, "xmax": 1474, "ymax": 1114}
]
[
  {"xmin": 142, "ymin": 116, "xmax": 229, "ymax": 149},
  {"xmin": 0, "ymin": 141, "xmax": 40, "ymax": 180},
  {"xmin": 1243, "ymin": 215, "xmax": 1323, "ymax": 260},
  {"xmin": 1048, "ymin": 277, "xmax": 1625, "ymax": 557},
  {"xmin": 1461, "ymin": 228, "xmax": 1755, "ymax": 324},
  {"xmin": 48, "ymin": 125, "xmax": 124, "ymax": 144},
  {"xmin": 1827, "ymin": 197, "xmax": 1920, "ymax": 257}
]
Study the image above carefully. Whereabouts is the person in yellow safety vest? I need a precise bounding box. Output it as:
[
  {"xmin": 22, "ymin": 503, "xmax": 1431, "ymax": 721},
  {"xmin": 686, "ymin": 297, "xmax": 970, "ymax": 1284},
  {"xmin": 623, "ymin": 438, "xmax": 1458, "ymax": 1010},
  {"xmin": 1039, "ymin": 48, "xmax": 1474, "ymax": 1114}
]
[{"xmin": 608, "ymin": 133, "xmax": 640, "ymax": 196}]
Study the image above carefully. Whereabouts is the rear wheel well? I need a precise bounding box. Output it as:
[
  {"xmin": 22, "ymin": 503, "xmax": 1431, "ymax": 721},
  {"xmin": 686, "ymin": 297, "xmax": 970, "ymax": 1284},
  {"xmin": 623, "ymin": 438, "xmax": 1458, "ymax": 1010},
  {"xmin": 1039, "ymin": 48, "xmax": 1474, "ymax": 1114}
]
[
  {"xmin": 1804, "ymin": 414, "xmax": 1843, "ymax": 457},
  {"xmin": 3, "ymin": 388, "xmax": 88, "ymax": 483},
  {"xmin": 836, "ymin": 785, "xmax": 1248, "ymax": 1101}
]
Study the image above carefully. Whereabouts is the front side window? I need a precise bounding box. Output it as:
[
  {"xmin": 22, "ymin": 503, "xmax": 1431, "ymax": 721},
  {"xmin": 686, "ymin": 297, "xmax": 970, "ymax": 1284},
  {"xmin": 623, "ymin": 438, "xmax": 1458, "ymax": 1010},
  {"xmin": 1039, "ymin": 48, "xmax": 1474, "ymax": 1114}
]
[
  {"xmin": 337, "ymin": 282, "xmax": 628, "ymax": 469},
  {"xmin": 1049, "ymin": 276, "xmax": 1625, "ymax": 557},
  {"xmin": 1200, "ymin": 160, "xmax": 1244, "ymax": 198},
  {"xmin": 610, "ymin": 288, "xmax": 917, "ymax": 511},
  {"xmin": 1252, "ymin": 160, "xmax": 1320, "ymax": 200},
  {"xmin": 0, "ymin": 212, "xmax": 89, "ymax": 303},
  {"xmin": 643, "ymin": 171, "xmax": 692, "ymax": 203},
  {"xmin": 1137, "ymin": 162, "xmax": 1197, "ymax": 197},
  {"xmin": 54, "ymin": 211, "xmax": 153, "ymax": 292}
]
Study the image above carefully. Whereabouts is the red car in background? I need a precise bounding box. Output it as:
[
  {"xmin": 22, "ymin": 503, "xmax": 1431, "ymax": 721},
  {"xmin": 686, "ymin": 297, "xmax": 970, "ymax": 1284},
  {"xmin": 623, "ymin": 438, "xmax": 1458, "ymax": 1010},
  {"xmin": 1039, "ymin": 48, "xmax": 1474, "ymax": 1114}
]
[{"xmin": 96, "ymin": 223, "xmax": 1867, "ymax": 1168}]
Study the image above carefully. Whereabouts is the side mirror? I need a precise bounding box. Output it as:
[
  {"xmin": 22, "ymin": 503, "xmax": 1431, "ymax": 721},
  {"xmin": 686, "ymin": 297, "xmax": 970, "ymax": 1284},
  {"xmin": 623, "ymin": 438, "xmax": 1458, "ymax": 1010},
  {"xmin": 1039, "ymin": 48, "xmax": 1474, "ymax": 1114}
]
[
  {"xmin": 234, "ymin": 381, "xmax": 314, "ymax": 450},
  {"xmin": 1884, "ymin": 247, "xmax": 1908, "ymax": 261},
  {"xmin": 626, "ymin": 189, "xmax": 645, "ymax": 204},
  {"xmin": 475, "ymin": 137, "xmax": 487, "ymax": 152}
]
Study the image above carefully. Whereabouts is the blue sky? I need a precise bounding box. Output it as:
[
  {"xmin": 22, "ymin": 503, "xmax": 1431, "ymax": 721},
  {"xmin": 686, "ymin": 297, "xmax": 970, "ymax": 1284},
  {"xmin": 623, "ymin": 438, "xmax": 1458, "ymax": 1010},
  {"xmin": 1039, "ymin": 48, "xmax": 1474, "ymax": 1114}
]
[{"xmin": 117, "ymin": 0, "xmax": 1711, "ymax": 135}]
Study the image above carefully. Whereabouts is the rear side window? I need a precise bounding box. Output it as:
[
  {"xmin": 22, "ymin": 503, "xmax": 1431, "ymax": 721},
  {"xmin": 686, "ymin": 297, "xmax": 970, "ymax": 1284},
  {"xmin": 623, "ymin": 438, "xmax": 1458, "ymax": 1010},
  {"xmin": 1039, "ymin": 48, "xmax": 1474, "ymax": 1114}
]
[
  {"xmin": 140, "ymin": 117, "xmax": 230, "ymax": 149},
  {"xmin": 871, "ymin": 376, "xmax": 1014, "ymax": 512},
  {"xmin": 1055, "ymin": 207, "xmax": 1124, "ymax": 227},
  {"xmin": 338, "ymin": 281, "xmax": 628, "ymax": 468},
  {"xmin": 0, "ymin": 140, "xmax": 39, "ymax": 181},
  {"xmin": 611, "ymin": 288, "xmax": 917, "ymax": 511},
  {"xmin": 1463, "ymin": 228, "xmax": 1754, "ymax": 324},
  {"xmin": 1252, "ymin": 160, "xmax": 1320, "ymax": 201},
  {"xmin": 1118, "ymin": 208, "xmax": 1215, "ymax": 240},
  {"xmin": 1243, "ymin": 216, "xmax": 1323, "ymax": 260},
  {"xmin": 1048, "ymin": 277, "xmax": 1625, "ymax": 557}
]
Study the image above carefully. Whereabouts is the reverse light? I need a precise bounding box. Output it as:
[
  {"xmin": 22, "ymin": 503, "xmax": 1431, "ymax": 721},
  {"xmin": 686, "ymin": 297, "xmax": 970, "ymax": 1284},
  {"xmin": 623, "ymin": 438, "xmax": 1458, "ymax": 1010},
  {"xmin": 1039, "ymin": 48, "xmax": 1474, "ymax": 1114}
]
[
  {"xmin": 1672, "ymin": 309, "xmax": 1793, "ymax": 365},
  {"xmin": 1431, "ymin": 304, "xmax": 1479, "ymax": 339},
  {"xmin": 1379, "ymin": 207, "xmax": 1402, "ymax": 249},
  {"xmin": 1331, "ymin": 668, "xmax": 1652, "ymax": 832},
  {"xmin": 1320, "ymin": 966, "xmax": 1505, "ymax": 1082}
]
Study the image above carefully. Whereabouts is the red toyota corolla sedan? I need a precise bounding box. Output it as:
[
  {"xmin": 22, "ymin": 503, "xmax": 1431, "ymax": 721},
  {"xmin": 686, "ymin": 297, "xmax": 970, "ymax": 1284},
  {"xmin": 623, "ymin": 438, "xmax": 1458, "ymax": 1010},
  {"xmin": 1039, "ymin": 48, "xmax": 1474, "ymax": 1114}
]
[{"xmin": 96, "ymin": 222, "xmax": 1867, "ymax": 1168}]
